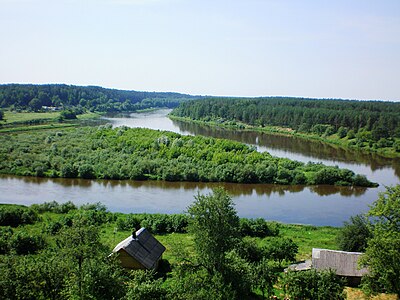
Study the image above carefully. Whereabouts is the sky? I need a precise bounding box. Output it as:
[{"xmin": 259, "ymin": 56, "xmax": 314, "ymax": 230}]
[{"xmin": 0, "ymin": 0, "xmax": 399, "ymax": 101}]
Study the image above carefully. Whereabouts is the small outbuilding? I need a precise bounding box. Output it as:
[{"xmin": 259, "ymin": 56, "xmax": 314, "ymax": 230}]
[
  {"xmin": 112, "ymin": 227, "xmax": 166, "ymax": 270},
  {"xmin": 312, "ymin": 248, "xmax": 369, "ymax": 286},
  {"xmin": 285, "ymin": 248, "xmax": 369, "ymax": 286}
]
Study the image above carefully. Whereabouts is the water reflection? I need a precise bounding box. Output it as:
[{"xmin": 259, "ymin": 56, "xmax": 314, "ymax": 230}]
[
  {"xmin": 2, "ymin": 175, "xmax": 367, "ymax": 198},
  {"xmin": 172, "ymin": 119, "xmax": 400, "ymax": 175}
]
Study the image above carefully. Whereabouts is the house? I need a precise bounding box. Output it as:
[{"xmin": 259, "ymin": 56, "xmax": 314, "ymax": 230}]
[
  {"xmin": 312, "ymin": 248, "xmax": 368, "ymax": 286},
  {"xmin": 286, "ymin": 248, "xmax": 369, "ymax": 286},
  {"xmin": 112, "ymin": 227, "xmax": 166, "ymax": 270}
]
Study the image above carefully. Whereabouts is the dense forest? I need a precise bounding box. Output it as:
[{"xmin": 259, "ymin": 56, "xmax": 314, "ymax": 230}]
[
  {"xmin": 0, "ymin": 126, "xmax": 377, "ymax": 187},
  {"xmin": 0, "ymin": 84, "xmax": 199, "ymax": 112},
  {"xmin": 171, "ymin": 97, "xmax": 400, "ymax": 153}
]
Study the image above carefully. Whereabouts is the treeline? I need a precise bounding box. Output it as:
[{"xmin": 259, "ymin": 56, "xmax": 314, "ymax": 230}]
[
  {"xmin": 0, "ymin": 84, "xmax": 199, "ymax": 112},
  {"xmin": 0, "ymin": 126, "xmax": 377, "ymax": 187},
  {"xmin": 171, "ymin": 97, "xmax": 400, "ymax": 150}
]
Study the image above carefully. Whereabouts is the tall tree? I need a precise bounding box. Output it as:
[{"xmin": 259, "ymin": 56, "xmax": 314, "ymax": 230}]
[
  {"xmin": 361, "ymin": 185, "xmax": 400, "ymax": 297},
  {"xmin": 187, "ymin": 188, "xmax": 240, "ymax": 275}
]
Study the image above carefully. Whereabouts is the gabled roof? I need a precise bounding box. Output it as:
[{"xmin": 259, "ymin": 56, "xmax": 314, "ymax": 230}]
[
  {"xmin": 312, "ymin": 248, "xmax": 369, "ymax": 277},
  {"xmin": 113, "ymin": 228, "xmax": 166, "ymax": 269}
]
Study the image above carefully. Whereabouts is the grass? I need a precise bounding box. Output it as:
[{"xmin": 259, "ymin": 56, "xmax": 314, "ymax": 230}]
[
  {"xmin": 0, "ymin": 111, "xmax": 101, "ymax": 133},
  {"xmin": 278, "ymin": 224, "xmax": 340, "ymax": 260},
  {"xmin": 2, "ymin": 111, "xmax": 60, "ymax": 124}
]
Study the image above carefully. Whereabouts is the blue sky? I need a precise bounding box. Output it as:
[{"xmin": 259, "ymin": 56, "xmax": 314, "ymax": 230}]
[{"xmin": 1, "ymin": 0, "xmax": 399, "ymax": 100}]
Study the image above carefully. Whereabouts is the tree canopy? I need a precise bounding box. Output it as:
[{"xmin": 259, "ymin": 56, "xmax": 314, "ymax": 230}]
[
  {"xmin": 171, "ymin": 97, "xmax": 400, "ymax": 137},
  {"xmin": 0, "ymin": 84, "xmax": 199, "ymax": 112},
  {"xmin": 361, "ymin": 185, "xmax": 400, "ymax": 297}
]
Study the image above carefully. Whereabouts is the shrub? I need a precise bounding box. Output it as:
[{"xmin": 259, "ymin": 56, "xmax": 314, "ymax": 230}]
[
  {"xmin": 283, "ymin": 269, "xmax": 346, "ymax": 300},
  {"xmin": 262, "ymin": 237, "xmax": 298, "ymax": 264},
  {"xmin": 0, "ymin": 205, "xmax": 39, "ymax": 227},
  {"xmin": 239, "ymin": 218, "xmax": 279, "ymax": 238},
  {"xmin": 9, "ymin": 232, "xmax": 46, "ymax": 255}
]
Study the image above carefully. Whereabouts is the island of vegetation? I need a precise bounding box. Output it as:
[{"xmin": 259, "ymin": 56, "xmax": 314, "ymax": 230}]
[
  {"xmin": 170, "ymin": 97, "xmax": 400, "ymax": 158},
  {"xmin": 0, "ymin": 125, "xmax": 377, "ymax": 187},
  {"xmin": 1, "ymin": 186, "xmax": 399, "ymax": 299}
]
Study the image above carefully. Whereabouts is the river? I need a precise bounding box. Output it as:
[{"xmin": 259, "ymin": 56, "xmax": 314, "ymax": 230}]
[{"xmin": 1, "ymin": 109, "xmax": 399, "ymax": 226}]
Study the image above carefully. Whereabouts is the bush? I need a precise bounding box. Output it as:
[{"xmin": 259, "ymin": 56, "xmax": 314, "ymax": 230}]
[
  {"xmin": 9, "ymin": 232, "xmax": 46, "ymax": 255},
  {"xmin": 0, "ymin": 226, "xmax": 13, "ymax": 254},
  {"xmin": 0, "ymin": 205, "xmax": 39, "ymax": 227},
  {"xmin": 283, "ymin": 269, "xmax": 346, "ymax": 300},
  {"xmin": 262, "ymin": 237, "xmax": 298, "ymax": 264},
  {"xmin": 239, "ymin": 218, "xmax": 279, "ymax": 238}
]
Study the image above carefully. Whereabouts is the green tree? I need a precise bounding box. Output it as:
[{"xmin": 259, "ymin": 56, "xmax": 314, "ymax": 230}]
[
  {"xmin": 337, "ymin": 214, "xmax": 372, "ymax": 252},
  {"xmin": 0, "ymin": 109, "xmax": 4, "ymax": 121},
  {"xmin": 187, "ymin": 188, "xmax": 240, "ymax": 275},
  {"xmin": 360, "ymin": 185, "xmax": 400, "ymax": 297},
  {"xmin": 252, "ymin": 259, "xmax": 280, "ymax": 299}
]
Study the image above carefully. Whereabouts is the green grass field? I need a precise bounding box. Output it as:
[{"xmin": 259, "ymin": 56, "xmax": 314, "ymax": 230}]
[{"xmin": 2, "ymin": 111, "xmax": 60, "ymax": 124}]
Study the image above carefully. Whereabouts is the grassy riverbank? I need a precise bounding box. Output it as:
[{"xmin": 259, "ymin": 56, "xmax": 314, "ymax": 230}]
[
  {"xmin": 169, "ymin": 115, "xmax": 400, "ymax": 159},
  {"xmin": 0, "ymin": 111, "xmax": 102, "ymax": 133}
]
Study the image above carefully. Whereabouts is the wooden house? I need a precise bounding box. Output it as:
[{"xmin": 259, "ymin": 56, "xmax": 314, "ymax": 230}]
[
  {"xmin": 112, "ymin": 227, "xmax": 166, "ymax": 270},
  {"xmin": 312, "ymin": 248, "xmax": 369, "ymax": 286},
  {"xmin": 286, "ymin": 248, "xmax": 369, "ymax": 286}
]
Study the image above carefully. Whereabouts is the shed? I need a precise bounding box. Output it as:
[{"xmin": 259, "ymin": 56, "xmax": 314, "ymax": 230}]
[
  {"xmin": 112, "ymin": 227, "xmax": 166, "ymax": 270},
  {"xmin": 312, "ymin": 248, "xmax": 369, "ymax": 286}
]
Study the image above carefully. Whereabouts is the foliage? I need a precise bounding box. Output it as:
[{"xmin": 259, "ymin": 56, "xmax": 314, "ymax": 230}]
[
  {"xmin": 0, "ymin": 83, "xmax": 199, "ymax": 112},
  {"xmin": 239, "ymin": 218, "xmax": 280, "ymax": 237},
  {"xmin": 9, "ymin": 232, "xmax": 46, "ymax": 255},
  {"xmin": 283, "ymin": 269, "xmax": 346, "ymax": 300},
  {"xmin": 187, "ymin": 188, "xmax": 240, "ymax": 275},
  {"xmin": 0, "ymin": 126, "xmax": 378, "ymax": 187},
  {"xmin": 171, "ymin": 97, "xmax": 400, "ymax": 153},
  {"xmin": 360, "ymin": 185, "xmax": 400, "ymax": 297},
  {"xmin": 337, "ymin": 214, "xmax": 372, "ymax": 252},
  {"xmin": 31, "ymin": 200, "xmax": 77, "ymax": 214},
  {"xmin": 172, "ymin": 97, "xmax": 400, "ymax": 139},
  {"xmin": 166, "ymin": 266, "xmax": 237, "ymax": 300},
  {"xmin": 0, "ymin": 205, "xmax": 39, "ymax": 227},
  {"xmin": 252, "ymin": 258, "xmax": 280, "ymax": 299},
  {"xmin": 262, "ymin": 236, "xmax": 298, "ymax": 264},
  {"xmin": 124, "ymin": 270, "xmax": 166, "ymax": 300}
]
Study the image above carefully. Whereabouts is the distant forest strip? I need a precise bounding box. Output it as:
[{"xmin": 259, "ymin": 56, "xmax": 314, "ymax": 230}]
[
  {"xmin": 0, "ymin": 126, "xmax": 377, "ymax": 187},
  {"xmin": 0, "ymin": 84, "xmax": 200, "ymax": 112},
  {"xmin": 171, "ymin": 97, "xmax": 400, "ymax": 156}
]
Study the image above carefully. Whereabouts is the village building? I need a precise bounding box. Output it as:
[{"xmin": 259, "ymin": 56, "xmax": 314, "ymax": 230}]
[
  {"xmin": 286, "ymin": 248, "xmax": 369, "ymax": 286},
  {"xmin": 112, "ymin": 227, "xmax": 166, "ymax": 270}
]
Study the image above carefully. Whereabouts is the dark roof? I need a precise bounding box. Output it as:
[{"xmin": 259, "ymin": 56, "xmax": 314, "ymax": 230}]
[
  {"xmin": 312, "ymin": 248, "xmax": 369, "ymax": 277},
  {"xmin": 113, "ymin": 228, "xmax": 166, "ymax": 269}
]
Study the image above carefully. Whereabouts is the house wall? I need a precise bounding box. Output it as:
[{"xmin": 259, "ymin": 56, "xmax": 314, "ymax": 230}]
[{"xmin": 117, "ymin": 249, "xmax": 146, "ymax": 270}]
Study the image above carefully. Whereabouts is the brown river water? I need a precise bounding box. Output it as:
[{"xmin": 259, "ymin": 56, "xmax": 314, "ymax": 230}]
[{"xmin": 1, "ymin": 109, "xmax": 399, "ymax": 226}]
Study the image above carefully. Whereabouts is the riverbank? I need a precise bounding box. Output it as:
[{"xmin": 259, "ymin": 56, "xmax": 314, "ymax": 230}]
[
  {"xmin": 0, "ymin": 111, "xmax": 102, "ymax": 133},
  {"xmin": 169, "ymin": 115, "xmax": 400, "ymax": 159}
]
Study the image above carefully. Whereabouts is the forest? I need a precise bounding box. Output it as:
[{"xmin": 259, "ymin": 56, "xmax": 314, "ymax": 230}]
[
  {"xmin": 0, "ymin": 84, "xmax": 199, "ymax": 112},
  {"xmin": 1, "ymin": 186, "xmax": 399, "ymax": 299},
  {"xmin": 0, "ymin": 126, "xmax": 377, "ymax": 187},
  {"xmin": 170, "ymin": 97, "xmax": 400, "ymax": 156}
]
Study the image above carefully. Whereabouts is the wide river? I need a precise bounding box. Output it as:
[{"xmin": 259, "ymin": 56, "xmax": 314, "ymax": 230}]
[{"xmin": 1, "ymin": 109, "xmax": 399, "ymax": 226}]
